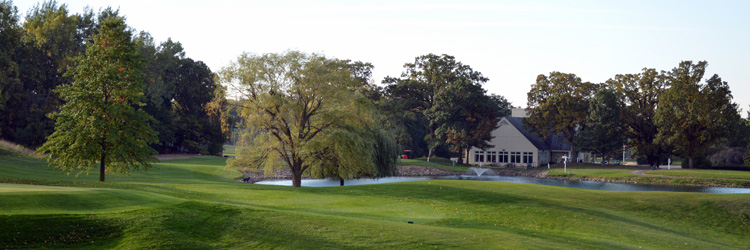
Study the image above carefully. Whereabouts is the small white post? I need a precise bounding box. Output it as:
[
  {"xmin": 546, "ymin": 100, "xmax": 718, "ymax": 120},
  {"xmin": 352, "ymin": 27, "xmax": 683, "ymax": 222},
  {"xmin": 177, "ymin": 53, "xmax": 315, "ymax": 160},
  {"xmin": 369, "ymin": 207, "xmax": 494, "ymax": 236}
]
[
  {"xmin": 668, "ymin": 158, "xmax": 671, "ymax": 170},
  {"xmin": 562, "ymin": 155, "xmax": 569, "ymax": 174},
  {"xmin": 547, "ymin": 163, "xmax": 550, "ymax": 169}
]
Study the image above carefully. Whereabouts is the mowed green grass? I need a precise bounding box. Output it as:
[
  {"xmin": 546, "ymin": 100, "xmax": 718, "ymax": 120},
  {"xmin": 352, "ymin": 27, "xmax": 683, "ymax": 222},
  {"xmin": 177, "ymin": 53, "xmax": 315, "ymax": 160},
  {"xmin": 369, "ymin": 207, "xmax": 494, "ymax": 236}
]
[
  {"xmin": 222, "ymin": 144, "xmax": 236, "ymax": 157},
  {"xmin": 647, "ymin": 169, "xmax": 750, "ymax": 179},
  {"xmin": 1, "ymin": 148, "xmax": 749, "ymax": 249},
  {"xmin": 399, "ymin": 158, "xmax": 469, "ymax": 172},
  {"xmin": 547, "ymin": 168, "xmax": 638, "ymax": 177}
]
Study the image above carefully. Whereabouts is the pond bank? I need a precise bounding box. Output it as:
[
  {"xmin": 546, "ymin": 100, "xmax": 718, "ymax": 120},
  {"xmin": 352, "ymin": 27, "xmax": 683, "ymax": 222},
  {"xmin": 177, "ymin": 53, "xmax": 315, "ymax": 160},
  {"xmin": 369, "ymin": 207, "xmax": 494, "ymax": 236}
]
[
  {"xmin": 544, "ymin": 175, "xmax": 750, "ymax": 188},
  {"xmin": 239, "ymin": 164, "xmax": 750, "ymax": 188},
  {"xmin": 240, "ymin": 165, "xmax": 548, "ymax": 183}
]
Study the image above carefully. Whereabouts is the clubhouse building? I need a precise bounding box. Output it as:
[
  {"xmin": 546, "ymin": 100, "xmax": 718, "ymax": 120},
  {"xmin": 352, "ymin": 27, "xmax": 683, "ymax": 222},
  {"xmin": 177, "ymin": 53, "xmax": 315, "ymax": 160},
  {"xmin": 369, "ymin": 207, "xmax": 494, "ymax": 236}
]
[{"xmin": 466, "ymin": 109, "xmax": 571, "ymax": 167}]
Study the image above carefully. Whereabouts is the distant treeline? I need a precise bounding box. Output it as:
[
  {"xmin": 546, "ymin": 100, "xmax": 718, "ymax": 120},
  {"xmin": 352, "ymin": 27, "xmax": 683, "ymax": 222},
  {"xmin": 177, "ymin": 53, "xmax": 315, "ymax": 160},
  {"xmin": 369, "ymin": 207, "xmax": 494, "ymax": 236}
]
[{"xmin": 0, "ymin": 1, "xmax": 230, "ymax": 155}]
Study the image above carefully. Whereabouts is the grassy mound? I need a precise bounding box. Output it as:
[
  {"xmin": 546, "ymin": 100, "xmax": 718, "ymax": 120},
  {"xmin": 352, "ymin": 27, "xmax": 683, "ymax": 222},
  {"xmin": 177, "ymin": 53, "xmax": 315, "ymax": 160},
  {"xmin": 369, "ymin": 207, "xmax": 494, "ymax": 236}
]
[{"xmin": 1, "ymin": 151, "xmax": 749, "ymax": 249}]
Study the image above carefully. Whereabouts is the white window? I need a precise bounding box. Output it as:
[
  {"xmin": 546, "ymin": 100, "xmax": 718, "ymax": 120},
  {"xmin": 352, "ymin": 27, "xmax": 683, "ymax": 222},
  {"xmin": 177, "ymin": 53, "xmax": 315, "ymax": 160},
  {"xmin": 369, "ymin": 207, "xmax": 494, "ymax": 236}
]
[
  {"xmin": 499, "ymin": 152, "xmax": 508, "ymax": 163},
  {"xmin": 487, "ymin": 151, "xmax": 497, "ymax": 163},
  {"xmin": 523, "ymin": 152, "xmax": 533, "ymax": 164},
  {"xmin": 474, "ymin": 151, "xmax": 484, "ymax": 162},
  {"xmin": 511, "ymin": 152, "xmax": 521, "ymax": 163}
]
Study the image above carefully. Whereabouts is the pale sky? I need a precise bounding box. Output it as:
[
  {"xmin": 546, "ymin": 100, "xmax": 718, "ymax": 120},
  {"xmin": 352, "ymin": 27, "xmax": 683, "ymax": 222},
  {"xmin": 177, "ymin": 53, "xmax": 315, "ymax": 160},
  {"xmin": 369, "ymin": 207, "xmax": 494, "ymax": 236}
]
[{"xmin": 15, "ymin": 0, "xmax": 750, "ymax": 114}]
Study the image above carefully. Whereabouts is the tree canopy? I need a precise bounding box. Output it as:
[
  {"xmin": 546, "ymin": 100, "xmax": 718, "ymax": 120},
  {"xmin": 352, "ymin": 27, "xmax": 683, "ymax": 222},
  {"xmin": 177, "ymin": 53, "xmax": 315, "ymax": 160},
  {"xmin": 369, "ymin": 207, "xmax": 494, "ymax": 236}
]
[
  {"xmin": 1, "ymin": 1, "xmax": 226, "ymax": 157},
  {"xmin": 608, "ymin": 68, "xmax": 669, "ymax": 166},
  {"xmin": 136, "ymin": 36, "xmax": 226, "ymax": 155},
  {"xmin": 655, "ymin": 61, "xmax": 740, "ymax": 168},
  {"xmin": 573, "ymin": 88, "xmax": 624, "ymax": 162},
  {"xmin": 36, "ymin": 17, "xmax": 158, "ymax": 182},
  {"xmin": 221, "ymin": 51, "xmax": 397, "ymax": 187},
  {"xmin": 382, "ymin": 54, "xmax": 492, "ymax": 160},
  {"xmin": 428, "ymin": 80, "xmax": 499, "ymax": 164},
  {"xmin": 526, "ymin": 72, "xmax": 597, "ymax": 161}
]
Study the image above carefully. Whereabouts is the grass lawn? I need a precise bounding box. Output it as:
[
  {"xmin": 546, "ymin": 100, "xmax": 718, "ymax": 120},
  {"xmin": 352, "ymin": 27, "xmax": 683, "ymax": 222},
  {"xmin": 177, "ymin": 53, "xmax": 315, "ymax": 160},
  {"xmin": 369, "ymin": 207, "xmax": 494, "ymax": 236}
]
[
  {"xmin": 647, "ymin": 169, "xmax": 750, "ymax": 180},
  {"xmin": 546, "ymin": 168, "xmax": 638, "ymax": 178},
  {"xmin": 223, "ymin": 144, "xmax": 236, "ymax": 157},
  {"xmin": 1, "ymin": 147, "xmax": 749, "ymax": 249},
  {"xmin": 398, "ymin": 158, "xmax": 469, "ymax": 172},
  {"xmin": 545, "ymin": 164, "xmax": 750, "ymax": 187}
]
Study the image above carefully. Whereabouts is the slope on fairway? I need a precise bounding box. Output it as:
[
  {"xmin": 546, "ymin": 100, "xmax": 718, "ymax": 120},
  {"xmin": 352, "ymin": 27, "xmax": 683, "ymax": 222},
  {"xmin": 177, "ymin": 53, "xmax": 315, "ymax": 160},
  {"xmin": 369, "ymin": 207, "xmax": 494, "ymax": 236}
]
[
  {"xmin": 1, "ymin": 150, "xmax": 750, "ymax": 249},
  {"xmin": 0, "ymin": 183, "xmax": 183, "ymax": 215}
]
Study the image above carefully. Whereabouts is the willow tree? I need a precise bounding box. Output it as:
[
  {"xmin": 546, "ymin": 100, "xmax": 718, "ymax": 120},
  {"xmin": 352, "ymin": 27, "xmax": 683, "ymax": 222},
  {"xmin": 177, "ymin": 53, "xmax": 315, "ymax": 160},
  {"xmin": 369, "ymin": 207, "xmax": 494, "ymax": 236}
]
[
  {"xmin": 37, "ymin": 17, "xmax": 157, "ymax": 182},
  {"xmin": 222, "ymin": 51, "xmax": 396, "ymax": 187}
]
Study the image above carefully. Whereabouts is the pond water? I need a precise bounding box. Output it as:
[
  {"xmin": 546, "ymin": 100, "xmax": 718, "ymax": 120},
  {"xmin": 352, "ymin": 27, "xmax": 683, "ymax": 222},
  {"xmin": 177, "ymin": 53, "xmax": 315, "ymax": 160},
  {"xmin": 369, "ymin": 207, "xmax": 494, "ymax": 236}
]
[{"xmin": 254, "ymin": 175, "xmax": 750, "ymax": 194}]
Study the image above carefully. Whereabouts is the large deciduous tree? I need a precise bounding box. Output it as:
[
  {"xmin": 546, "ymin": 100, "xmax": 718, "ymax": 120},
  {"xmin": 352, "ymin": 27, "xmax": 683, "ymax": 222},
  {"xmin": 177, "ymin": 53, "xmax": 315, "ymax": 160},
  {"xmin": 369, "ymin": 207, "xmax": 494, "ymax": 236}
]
[
  {"xmin": 221, "ymin": 51, "xmax": 396, "ymax": 188},
  {"xmin": 0, "ymin": 0, "xmax": 22, "ymax": 120},
  {"xmin": 655, "ymin": 61, "xmax": 740, "ymax": 169},
  {"xmin": 608, "ymin": 68, "xmax": 669, "ymax": 166},
  {"xmin": 526, "ymin": 72, "xmax": 597, "ymax": 161},
  {"xmin": 573, "ymin": 88, "xmax": 624, "ymax": 163},
  {"xmin": 168, "ymin": 58, "xmax": 224, "ymax": 155},
  {"xmin": 383, "ymin": 54, "xmax": 488, "ymax": 160},
  {"xmin": 0, "ymin": 1, "xmax": 81, "ymax": 147},
  {"xmin": 428, "ymin": 80, "xmax": 499, "ymax": 164},
  {"xmin": 37, "ymin": 17, "xmax": 157, "ymax": 182},
  {"xmin": 489, "ymin": 94, "xmax": 513, "ymax": 118},
  {"xmin": 136, "ymin": 35, "xmax": 226, "ymax": 155},
  {"xmin": 0, "ymin": 1, "xmax": 110, "ymax": 147}
]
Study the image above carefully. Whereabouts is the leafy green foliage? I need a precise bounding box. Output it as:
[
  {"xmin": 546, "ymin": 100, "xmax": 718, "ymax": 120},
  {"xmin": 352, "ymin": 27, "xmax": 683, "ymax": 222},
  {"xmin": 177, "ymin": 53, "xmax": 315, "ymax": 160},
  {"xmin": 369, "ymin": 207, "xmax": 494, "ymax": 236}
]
[
  {"xmin": 383, "ymin": 54, "xmax": 489, "ymax": 159},
  {"xmin": 36, "ymin": 17, "xmax": 157, "ymax": 181},
  {"xmin": 0, "ymin": 1, "xmax": 115, "ymax": 147},
  {"xmin": 608, "ymin": 68, "xmax": 669, "ymax": 166},
  {"xmin": 656, "ymin": 61, "xmax": 741, "ymax": 168},
  {"xmin": 489, "ymin": 93, "xmax": 512, "ymax": 118},
  {"xmin": 526, "ymin": 72, "xmax": 597, "ymax": 161},
  {"xmin": 221, "ymin": 51, "xmax": 395, "ymax": 187},
  {"xmin": 0, "ymin": 1, "xmax": 22, "ymax": 117},
  {"xmin": 574, "ymin": 88, "xmax": 624, "ymax": 162},
  {"xmin": 169, "ymin": 58, "xmax": 224, "ymax": 154},
  {"xmin": 428, "ymin": 80, "xmax": 499, "ymax": 164},
  {"xmin": 136, "ymin": 36, "xmax": 226, "ymax": 155}
]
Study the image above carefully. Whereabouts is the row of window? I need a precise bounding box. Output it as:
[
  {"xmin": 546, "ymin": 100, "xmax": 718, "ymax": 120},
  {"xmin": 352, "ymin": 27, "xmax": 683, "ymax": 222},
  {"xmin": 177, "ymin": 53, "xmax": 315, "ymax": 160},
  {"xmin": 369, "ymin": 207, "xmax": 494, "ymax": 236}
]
[{"xmin": 474, "ymin": 151, "xmax": 533, "ymax": 163}]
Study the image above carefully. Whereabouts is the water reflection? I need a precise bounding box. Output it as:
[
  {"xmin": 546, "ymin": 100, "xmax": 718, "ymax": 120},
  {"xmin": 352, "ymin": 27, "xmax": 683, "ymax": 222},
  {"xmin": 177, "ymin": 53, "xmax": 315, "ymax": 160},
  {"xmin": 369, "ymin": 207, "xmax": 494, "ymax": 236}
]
[{"xmin": 254, "ymin": 175, "xmax": 750, "ymax": 194}]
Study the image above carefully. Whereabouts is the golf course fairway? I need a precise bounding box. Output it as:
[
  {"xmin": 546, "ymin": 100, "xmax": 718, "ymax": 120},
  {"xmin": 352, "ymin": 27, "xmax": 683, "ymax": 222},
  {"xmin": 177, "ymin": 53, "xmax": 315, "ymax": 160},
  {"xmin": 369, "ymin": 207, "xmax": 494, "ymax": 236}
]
[{"xmin": 1, "ymin": 151, "xmax": 749, "ymax": 249}]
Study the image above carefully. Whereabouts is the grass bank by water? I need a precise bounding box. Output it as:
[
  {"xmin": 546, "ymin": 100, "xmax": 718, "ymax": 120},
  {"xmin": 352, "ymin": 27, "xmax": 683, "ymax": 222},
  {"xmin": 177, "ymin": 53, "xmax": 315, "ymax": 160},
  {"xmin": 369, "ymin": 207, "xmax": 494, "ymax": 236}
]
[{"xmin": 546, "ymin": 166, "xmax": 750, "ymax": 187}]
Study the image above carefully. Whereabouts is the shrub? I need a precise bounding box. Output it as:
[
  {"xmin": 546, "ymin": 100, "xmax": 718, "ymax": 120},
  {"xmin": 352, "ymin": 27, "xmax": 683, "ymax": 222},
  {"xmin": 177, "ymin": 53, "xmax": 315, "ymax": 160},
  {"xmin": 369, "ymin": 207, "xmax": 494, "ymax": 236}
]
[
  {"xmin": 707, "ymin": 147, "xmax": 745, "ymax": 166},
  {"xmin": 681, "ymin": 157, "xmax": 712, "ymax": 169}
]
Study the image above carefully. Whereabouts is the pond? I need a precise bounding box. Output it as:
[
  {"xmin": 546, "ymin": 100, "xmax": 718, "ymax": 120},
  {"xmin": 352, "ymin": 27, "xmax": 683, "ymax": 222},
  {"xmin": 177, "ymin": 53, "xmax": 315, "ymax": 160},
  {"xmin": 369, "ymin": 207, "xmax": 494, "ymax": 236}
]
[{"xmin": 254, "ymin": 175, "xmax": 750, "ymax": 194}]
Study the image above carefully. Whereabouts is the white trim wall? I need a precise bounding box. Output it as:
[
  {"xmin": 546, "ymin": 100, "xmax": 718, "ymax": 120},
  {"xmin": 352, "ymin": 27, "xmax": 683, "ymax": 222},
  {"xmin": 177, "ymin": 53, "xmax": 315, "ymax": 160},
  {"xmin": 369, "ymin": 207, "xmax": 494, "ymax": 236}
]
[{"xmin": 468, "ymin": 118, "xmax": 546, "ymax": 167}]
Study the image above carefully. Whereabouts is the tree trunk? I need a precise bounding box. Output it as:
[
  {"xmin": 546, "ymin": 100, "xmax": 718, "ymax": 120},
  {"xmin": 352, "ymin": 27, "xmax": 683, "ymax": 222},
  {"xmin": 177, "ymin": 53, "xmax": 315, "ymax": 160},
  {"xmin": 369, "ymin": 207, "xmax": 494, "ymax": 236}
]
[
  {"xmin": 291, "ymin": 167, "xmax": 302, "ymax": 188},
  {"xmin": 570, "ymin": 145, "xmax": 578, "ymax": 162},
  {"xmin": 688, "ymin": 157, "xmax": 694, "ymax": 169},
  {"xmin": 647, "ymin": 155, "xmax": 659, "ymax": 168},
  {"xmin": 340, "ymin": 177, "xmax": 344, "ymax": 186},
  {"xmin": 457, "ymin": 148, "xmax": 464, "ymax": 165},
  {"xmin": 427, "ymin": 148, "xmax": 433, "ymax": 162},
  {"xmin": 99, "ymin": 153, "xmax": 106, "ymax": 182}
]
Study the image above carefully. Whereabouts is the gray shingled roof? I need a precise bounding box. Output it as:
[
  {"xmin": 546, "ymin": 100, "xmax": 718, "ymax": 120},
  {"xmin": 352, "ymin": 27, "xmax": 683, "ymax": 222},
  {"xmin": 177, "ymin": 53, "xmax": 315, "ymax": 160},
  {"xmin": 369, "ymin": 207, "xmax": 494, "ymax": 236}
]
[{"xmin": 505, "ymin": 117, "xmax": 571, "ymax": 151}]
